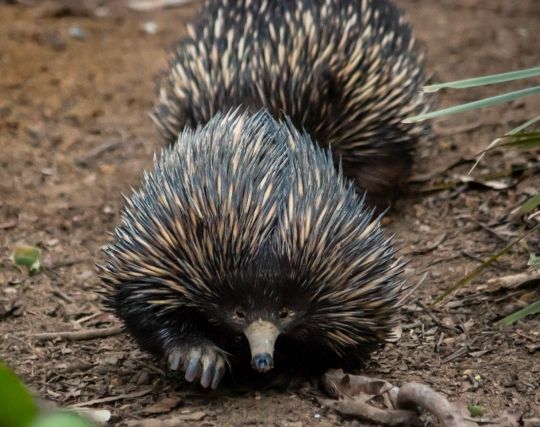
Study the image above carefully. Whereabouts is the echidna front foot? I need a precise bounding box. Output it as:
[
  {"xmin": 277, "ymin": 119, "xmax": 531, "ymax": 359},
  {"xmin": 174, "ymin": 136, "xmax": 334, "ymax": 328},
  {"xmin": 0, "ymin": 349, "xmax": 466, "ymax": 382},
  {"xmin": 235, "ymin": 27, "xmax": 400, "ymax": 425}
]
[{"xmin": 167, "ymin": 343, "xmax": 228, "ymax": 390}]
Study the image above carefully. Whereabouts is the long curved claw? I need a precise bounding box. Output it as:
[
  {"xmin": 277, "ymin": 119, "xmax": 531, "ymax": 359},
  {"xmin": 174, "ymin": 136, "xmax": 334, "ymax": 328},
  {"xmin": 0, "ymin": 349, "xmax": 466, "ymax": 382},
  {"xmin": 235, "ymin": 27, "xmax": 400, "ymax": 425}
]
[
  {"xmin": 168, "ymin": 350, "xmax": 182, "ymax": 370},
  {"xmin": 184, "ymin": 348, "xmax": 202, "ymax": 382},
  {"xmin": 200, "ymin": 350, "xmax": 217, "ymax": 388},
  {"xmin": 211, "ymin": 356, "xmax": 226, "ymax": 390},
  {"xmin": 165, "ymin": 344, "xmax": 228, "ymax": 389}
]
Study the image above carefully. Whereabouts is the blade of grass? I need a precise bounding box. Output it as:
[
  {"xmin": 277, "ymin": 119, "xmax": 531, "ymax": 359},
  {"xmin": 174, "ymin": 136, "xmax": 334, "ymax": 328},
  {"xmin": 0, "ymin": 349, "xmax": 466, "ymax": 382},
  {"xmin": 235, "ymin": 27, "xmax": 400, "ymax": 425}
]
[
  {"xmin": 468, "ymin": 137, "xmax": 503, "ymax": 175},
  {"xmin": 496, "ymin": 132, "xmax": 540, "ymax": 150},
  {"xmin": 404, "ymin": 85, "xmax": 540, "ymax": 123},
  {"xmin": 528, "ymin": 253, "xmax": 540, "ymax": 269},
  {"xmin": 506, "ymin": 115, "xmax": 540, "ymax": 135},
  {"xmin": 433, "ymin": 224, "xmax": 540, "ymax": 305},
  {"xmin": 498, "ymin": 299, "xmax": 540, "ymax": 326},
  {"xmin": 520, "ymin": 194, "xmax": 540, "ymax": 214},
  {"xmin": 468, "ymin": 116, "xmax": 540, "ymax": 174},
  {"xmin": 472, "ymin": 131, "xmax": 540, "ymax": 158},
  {"xmin": 423, "ymin": 66, "xmax": 540, "ymax": 93}
]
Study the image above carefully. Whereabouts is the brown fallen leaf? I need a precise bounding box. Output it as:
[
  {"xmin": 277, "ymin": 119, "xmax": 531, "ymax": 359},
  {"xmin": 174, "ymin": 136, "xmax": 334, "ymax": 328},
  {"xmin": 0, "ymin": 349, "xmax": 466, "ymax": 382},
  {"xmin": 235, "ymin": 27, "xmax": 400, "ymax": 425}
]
[
  {"xmin": 322, "ymin": 369, "xmax": 398, "ymax": 405},
  {"xmin": 126, "ymin": 411, "xmax": 207, "ymax": 427},
  {"xmin": 176, "ymin": 411, "xmax": 206, "ymax": 421},
  {"xmin": 321, "ymin": 398, "xmax": 420, "ymax": 426},
  {"xmin": 142, "ymin": 397, "xmax": 181, "ymax": 415},
  {"xmin": 483, "ymin": 271, "xmax": 540, "ymax": 293},
  {"xmin": 322, "ymin": 370, "xmax": 484, "ymax": 427},
  {"xmin": 0, "ymin": 220, "xmax": 17, "ymax": 230},
  {"xmin": 0, "ymin": 299, "xmax": 24, "ymax": 320}
]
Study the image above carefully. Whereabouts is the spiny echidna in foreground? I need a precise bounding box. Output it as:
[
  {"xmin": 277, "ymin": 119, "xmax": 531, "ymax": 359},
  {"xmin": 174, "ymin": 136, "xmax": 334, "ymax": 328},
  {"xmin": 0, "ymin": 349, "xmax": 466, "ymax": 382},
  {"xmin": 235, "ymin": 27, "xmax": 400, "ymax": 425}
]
[
  {"xmin": 153, "ymin": 0, "xmax": 431, "ymax": 207},
  {"xmin": 100, "ymin": 110, "xmax": 409, "ymax": 389}
]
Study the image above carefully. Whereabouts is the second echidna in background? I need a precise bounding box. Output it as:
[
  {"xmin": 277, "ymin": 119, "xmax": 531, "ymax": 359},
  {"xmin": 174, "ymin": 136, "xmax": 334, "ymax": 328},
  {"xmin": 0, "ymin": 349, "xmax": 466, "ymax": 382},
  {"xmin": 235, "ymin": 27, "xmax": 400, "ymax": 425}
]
[{"xmin": 153, "ymin": 0, "xmax": 431, "ymax": 207}]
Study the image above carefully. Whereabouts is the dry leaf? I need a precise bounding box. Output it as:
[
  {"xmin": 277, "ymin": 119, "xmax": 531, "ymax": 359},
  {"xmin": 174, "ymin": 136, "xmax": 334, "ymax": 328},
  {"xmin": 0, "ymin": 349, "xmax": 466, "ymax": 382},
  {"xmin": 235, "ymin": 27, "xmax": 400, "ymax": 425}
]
[{"xmin": 142, "ymin": 397, "xmax": 181, "ymax": 415}]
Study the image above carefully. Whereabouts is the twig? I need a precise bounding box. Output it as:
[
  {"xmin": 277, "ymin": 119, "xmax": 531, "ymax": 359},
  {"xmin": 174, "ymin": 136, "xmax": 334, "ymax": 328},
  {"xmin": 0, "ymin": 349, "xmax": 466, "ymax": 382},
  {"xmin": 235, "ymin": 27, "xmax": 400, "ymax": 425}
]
[
  {"xmin": 410, "ymin": 232, "xmax": 447, "ymax": 255},
  {"xmin": 397, "ymin": 383, "xmax": 478, "ymax": 427},
  {"xmin": 75, "ymin": 312, "xmax": 102, "ymax": 325},
  {"xmin": 434, "ymin": 119, "xmax": 486, "ymax": 136},
  {"xmin": 434, "ymin": 224, "xmax": 540, "ymax": 305},
  {"xmin": 408, "ymin": 158, "xmax": 473, "ymax": 183},
  {"xmin": 69, "ymin": 388, "xmax": 152, "ymax": 408},
  {"xmin": 417, "ymin": 301, "xmax": 448, "ymax": 330},
  {"xmin": 469, "ymin": 218, "xmax": 509, "ymax": 243},
  {"xmin": 34, "ymin": 326, "xmax": 123, "ymax": 342},
  {"xmin": 441, "ymin": 347, "xmax": 469, "ymax": 364},
  {"xmin": 52, "ymin": 288, "xmax": 73, "ymax": 303},
  {"xmin": 321, "ymin": 398, "xmax": 420, "ymax": 426},
  {"xmin": 486, "ymin": 271, "xmax": 540, "ymax": 290},
  {"xmin": 75, "ymin": 139, "xmax": 125, "ymax": 166},
  {"xmin": 49, "ymin": 257, "xmax": 91, "ymax": 269},
  {"xmin": 460, "ymin": 251, "xmax": 504, "ymax": 271}
]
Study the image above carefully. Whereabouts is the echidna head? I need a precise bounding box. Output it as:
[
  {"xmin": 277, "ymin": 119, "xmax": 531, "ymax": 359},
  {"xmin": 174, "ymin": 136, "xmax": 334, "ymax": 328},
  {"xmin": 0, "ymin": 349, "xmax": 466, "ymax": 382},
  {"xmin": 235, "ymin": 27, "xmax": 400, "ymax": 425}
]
[{"xmin": 209, "ymin": 247, "xmax": 309, "ymax": 373}]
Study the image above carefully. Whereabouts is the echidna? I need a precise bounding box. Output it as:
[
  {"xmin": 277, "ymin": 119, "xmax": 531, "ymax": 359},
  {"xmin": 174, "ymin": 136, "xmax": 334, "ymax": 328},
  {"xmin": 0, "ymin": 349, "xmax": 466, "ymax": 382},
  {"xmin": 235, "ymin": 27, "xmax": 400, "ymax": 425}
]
[
  {"xmin": 153, "ymin": 0, "xmax": 430, "ymax": 206},
  {"xmin": 100, "ymin": 110, "xmax": 408, "ymax": 389}
]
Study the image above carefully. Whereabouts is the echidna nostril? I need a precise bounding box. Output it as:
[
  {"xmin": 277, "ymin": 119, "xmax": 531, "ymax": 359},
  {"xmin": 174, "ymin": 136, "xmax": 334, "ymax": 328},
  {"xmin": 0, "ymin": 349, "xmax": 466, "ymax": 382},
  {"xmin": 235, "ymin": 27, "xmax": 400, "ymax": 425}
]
[{"xmin": 251, "ymin": 353, "xmax": 273, "ymax": 373}]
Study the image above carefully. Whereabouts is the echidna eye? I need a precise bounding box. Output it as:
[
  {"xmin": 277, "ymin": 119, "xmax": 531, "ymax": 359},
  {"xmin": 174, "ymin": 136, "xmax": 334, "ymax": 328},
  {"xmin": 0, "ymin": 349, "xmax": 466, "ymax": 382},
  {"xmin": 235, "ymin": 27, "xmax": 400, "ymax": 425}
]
[
  {"xmin": 279, "ymin": 308, "xmax": 289, "ymax": 319},
  {"xmin": 235, "ymin": 310, "xmax": 245, "ymax": 319}
]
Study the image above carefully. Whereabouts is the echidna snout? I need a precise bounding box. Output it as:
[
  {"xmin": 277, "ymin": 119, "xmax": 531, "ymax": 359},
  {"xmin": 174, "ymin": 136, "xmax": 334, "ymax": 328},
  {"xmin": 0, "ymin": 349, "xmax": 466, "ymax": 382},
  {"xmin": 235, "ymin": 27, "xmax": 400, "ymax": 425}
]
[{"xmin": 244, "ymin": 320, "xmax": 280, "ymax": 373}]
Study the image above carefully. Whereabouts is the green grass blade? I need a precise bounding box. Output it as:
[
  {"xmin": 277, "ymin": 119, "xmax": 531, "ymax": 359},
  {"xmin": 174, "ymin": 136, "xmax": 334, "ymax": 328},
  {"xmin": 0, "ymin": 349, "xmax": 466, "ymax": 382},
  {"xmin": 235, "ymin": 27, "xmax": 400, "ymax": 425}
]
[
  {"xmin": 498, "ymin": 299, "xmax": 540, "ymax": 326},
  {"xmin": 469, "ymin": 117, "xmax": 540, "ymax": 174},
  {"xmin": 423, "ymin": 66, "xmax": 540, "ymax": 93},
  {"xmin": 433, "ymin": 224, "xmax": 540, "ymax": 305},
  {"xmin": 506, "ymin": 116, "xmax": 540, "ymax": 135},
  {"xmin": 497, "ymin": 132, "xmax": 540, "ymax": 149},
  {"xmin": 404, "ymin": 85, "xmax": 540, "ymax": 123},
  {"xmin": 521, "ymin": 194, "xmax": 540, "ymax": 214},
  {"xmin": 529, "ymin": 253, "xmax": 540, "ymax": 269}
]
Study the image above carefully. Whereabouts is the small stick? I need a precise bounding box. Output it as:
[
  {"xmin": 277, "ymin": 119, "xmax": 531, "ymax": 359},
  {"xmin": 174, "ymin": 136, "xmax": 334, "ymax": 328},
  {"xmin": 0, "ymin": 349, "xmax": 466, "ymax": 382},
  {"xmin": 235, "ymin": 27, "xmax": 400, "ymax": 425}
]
[
  {"xmin": 75, "ymin": 312, "xmax": 102, "ymax": 325},
  {"xmin": 52, "ymin": 288, "xmax": 73, "ymax": 303},
  {"xmin": 460, "ymin": 251, "xmax": 504, "ymax": 271},
  {"xmin": 34, "ymin": 326, "xmax": 123, "ymax": 342},
  {"xmin": 441, "ymin": 347, "xmax": 469, "ymax": 364},
  {"xmin": 410, "ymin": 232, "xmax": 447, "ymax": 255},
  {"xmin": 69, "ymin": 388, "xmax": 152, "ymax": 408},
  {"xmin": 417, "ymin": 301, "xmax": 445, "ymax": 329},
  {"xmin": 397, "ymin": 383, "xmax": 478, "ymax": 427},
  {"xmin": 75, "ymin": 139, "xmax": 125, "ymax": 166},
  {"xmin": 434, "ymin": 119, "xmax": 485, "ymax": 136},
  {"xmin": 469, "ymin": 218, "xmax": 509, "ymax": 243},
  {"xmin": 49, "ymin": 257, "xmax": 90, "ymax": 270}
]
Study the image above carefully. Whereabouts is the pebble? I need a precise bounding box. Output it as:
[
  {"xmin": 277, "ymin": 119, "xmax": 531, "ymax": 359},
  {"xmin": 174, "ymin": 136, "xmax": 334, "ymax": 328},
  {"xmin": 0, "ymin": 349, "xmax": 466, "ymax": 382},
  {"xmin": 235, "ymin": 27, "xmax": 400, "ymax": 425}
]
[
  {"xmin": 143, "ymin": 21, "xmax": 158, "ymax": 34},
  {"xmin": 68, "ymin": 26, "xmax": 86, "ymax": 40}
]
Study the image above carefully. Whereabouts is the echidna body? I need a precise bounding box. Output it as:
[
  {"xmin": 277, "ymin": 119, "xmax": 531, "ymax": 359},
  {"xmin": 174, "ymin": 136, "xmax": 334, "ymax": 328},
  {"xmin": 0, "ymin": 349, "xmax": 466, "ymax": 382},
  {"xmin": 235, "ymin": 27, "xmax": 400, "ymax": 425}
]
[
  {"xmin": 153, "ymin": 0, "xmax": 430, "ymax": 206},
  {"xmin": 101, "ymin": 110, "xmax": 408, "ymax": 389}
]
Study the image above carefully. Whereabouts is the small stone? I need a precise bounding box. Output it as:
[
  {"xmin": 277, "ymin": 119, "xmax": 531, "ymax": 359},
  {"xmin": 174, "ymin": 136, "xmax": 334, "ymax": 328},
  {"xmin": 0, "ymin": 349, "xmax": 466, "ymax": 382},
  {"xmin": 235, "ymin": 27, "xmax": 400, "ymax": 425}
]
[
  {"xmin": 69, "ymin": 26, "xmax": 86, "ymax": 40},
  {"xmin": 143, "ymin": 21, "xmax": 158, "ymax": 35}
]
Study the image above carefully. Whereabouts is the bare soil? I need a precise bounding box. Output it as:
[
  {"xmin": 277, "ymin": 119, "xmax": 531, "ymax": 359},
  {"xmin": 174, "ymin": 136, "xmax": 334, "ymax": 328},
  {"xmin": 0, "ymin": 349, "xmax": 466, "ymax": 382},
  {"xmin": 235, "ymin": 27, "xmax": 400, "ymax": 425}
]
[{"xmin": 1, "ymin": 1, "xmax": 539, "ymax": 426}]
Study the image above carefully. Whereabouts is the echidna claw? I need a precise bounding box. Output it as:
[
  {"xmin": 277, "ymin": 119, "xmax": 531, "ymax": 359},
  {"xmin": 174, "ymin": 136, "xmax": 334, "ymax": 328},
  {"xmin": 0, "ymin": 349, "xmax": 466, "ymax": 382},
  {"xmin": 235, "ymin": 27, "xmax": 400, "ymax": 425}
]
[
  {"xmin": 167, "ymin": 344, "xmax": 227, "ymax": 390},
  {"xmin": 211, "ymin": 356, "xmax": 226, "ymax": 390},
  {"xmin": 184, "ymin": 349, "xmax": 202, "ymax": 382},
  {"xmin": 168, "ymin": 351, "xmax": 182, "ymax": 371}
]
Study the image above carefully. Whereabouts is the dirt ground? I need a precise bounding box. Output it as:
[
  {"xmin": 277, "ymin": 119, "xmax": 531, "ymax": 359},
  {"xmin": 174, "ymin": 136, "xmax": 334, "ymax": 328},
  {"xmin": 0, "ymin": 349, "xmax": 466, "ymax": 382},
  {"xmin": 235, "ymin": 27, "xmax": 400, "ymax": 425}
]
[{"xmin": 1, "ymin": 0, "xmax": 539, "ymax": 426}]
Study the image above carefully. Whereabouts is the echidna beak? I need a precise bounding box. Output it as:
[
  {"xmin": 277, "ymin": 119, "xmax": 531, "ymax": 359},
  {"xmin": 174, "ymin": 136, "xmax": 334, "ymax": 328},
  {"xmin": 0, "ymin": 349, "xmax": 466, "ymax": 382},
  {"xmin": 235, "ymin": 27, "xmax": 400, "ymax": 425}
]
[{"xmin": 244, "ymin": 320, "xmax": 279, "ymax": 373}]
